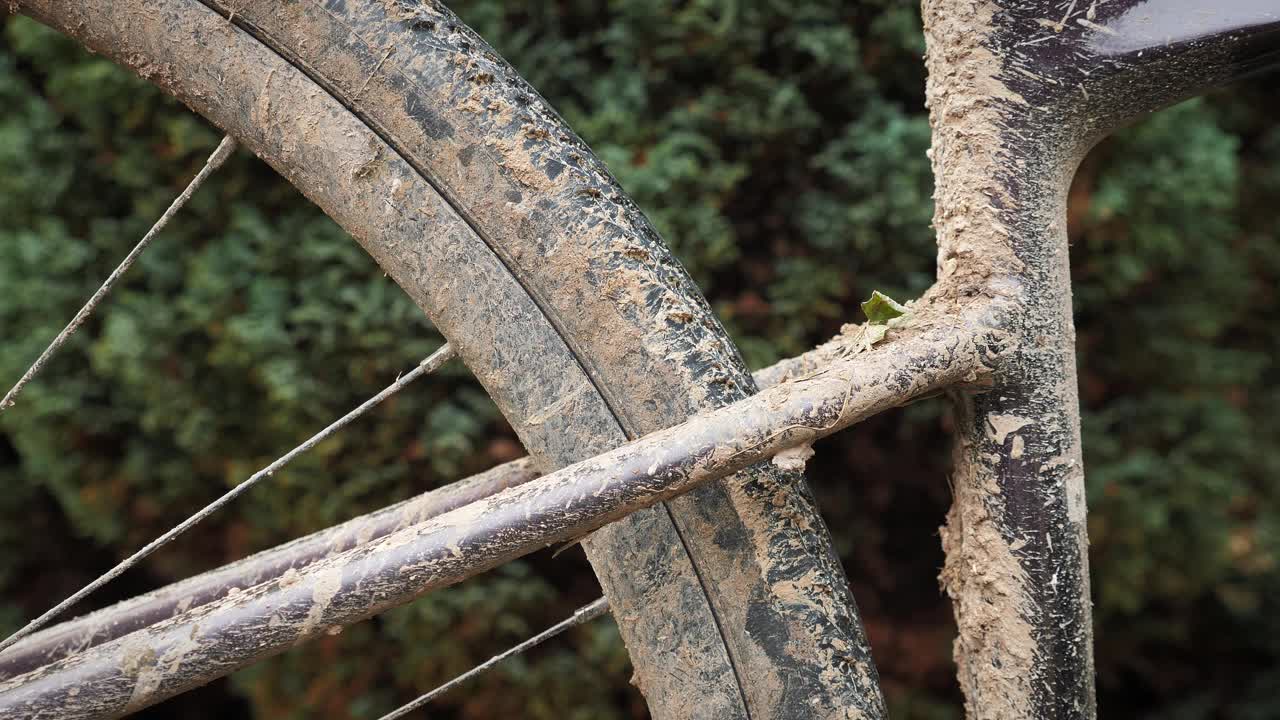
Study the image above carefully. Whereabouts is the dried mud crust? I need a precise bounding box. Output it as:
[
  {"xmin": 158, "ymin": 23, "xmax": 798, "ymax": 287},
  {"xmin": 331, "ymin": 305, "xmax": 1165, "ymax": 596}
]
[{"xmin": 16, "ymin": 0, "xmax": 884, "ymax": 718}]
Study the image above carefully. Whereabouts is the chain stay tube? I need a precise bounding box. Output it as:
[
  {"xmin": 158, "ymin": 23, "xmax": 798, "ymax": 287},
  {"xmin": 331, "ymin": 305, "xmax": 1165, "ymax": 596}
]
[
  {"xmin": 0, "ymin": 315, "xmax": 996, "ymax": 718},
  {"xmin": 0, "ymin": 324, "xmax": 877, "ymax": 681}
]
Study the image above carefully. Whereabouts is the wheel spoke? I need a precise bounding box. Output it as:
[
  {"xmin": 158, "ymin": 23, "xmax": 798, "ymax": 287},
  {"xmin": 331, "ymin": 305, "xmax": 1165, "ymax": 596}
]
[
  {"xmin": 0, "ymin": 135, "xmax": 238, "ymax": 412},
  {"xmin": 378, "ymin": 597, "xmax": 610, "ymax": 720},
  {"xmin": 0, "ymin": 343, "xmax": 456, "ymax": 655}
]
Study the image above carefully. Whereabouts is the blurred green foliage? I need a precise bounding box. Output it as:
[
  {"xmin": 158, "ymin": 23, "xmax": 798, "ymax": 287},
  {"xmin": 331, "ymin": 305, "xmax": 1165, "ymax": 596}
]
[{"xmin": 2, "ymin": 2, "xmax": 1279, "ymax": 718}]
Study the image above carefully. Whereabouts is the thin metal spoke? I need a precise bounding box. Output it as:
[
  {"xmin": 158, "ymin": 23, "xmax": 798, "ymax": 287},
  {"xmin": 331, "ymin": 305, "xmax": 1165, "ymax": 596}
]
[
  {"xmin": 1, "ymin": 135, "xmax": 238, "ymax": 412},
  {"xmin": 377, "ymin": 597, "xmax": 610, "ymax": 720},
  {"xmin": 0, "ymin": 343, "xmax": 456, "ymax": 655}
]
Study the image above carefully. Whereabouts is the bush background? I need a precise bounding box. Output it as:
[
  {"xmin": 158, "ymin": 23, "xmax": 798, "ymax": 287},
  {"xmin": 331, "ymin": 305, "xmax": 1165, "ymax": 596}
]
[{"xmin": 3, "ymin": 3, "xmax": 1279, "ymax": 718}]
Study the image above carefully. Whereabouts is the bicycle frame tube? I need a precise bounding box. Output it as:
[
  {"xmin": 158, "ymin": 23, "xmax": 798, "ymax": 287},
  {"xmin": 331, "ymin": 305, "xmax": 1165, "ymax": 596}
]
[
  {"xmin": 923, "ymin": 2, "xmax": 1278, "ymax": 718},
  {"xmin": 0, "ymin": 336, "xmax": 874, "ymax": 680},
  {"xmin": 2, "ymin": 2, "xmax": 1277, "ymax": 718},
  {"xmin": 0, "ymin": 315, "xmax": 994, "ymax": 718}
]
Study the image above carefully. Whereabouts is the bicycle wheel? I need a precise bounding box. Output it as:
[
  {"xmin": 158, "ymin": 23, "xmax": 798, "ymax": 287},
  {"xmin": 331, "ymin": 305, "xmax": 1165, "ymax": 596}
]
[{"xmin": 12, "ymin": 1, "xmax": 884, "ymax": 717}]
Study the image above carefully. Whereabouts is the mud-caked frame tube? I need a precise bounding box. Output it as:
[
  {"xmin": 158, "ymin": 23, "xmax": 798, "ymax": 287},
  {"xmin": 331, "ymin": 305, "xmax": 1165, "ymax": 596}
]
[{"xmin": 922, "ymin": 1, "xmax": 1279, "ymax": 718}]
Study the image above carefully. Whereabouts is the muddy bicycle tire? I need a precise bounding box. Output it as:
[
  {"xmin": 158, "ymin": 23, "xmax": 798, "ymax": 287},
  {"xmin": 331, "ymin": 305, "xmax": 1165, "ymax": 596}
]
[{"xmin": 11, "ymin": 1, "xmax": 884, "ymax": 717}]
